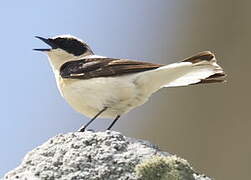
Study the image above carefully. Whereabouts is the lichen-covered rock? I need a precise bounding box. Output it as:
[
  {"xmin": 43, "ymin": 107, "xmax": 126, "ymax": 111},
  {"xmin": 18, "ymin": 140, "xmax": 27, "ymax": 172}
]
[
  {"xmin": 136, "ymin": 156, "xmax": 210, "ymax": 180},
  {"xmin": 4, "ymin": 131, "xmax": 211, "ymax": 180}
]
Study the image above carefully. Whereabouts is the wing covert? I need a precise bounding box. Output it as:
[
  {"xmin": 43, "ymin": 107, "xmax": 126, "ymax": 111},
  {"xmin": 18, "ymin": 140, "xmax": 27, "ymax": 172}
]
[{"xmin": 60, "ymin": 58, "xmax": 163, "ymax": 79}]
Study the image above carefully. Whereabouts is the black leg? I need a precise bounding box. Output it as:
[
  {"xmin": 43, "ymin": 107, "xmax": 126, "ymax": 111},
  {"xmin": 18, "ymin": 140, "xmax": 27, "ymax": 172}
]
[
  {"xmin": 107, "ymin": 115, "xmax": 121, "ymax": 130},
  {"xmin": 78, "ymin": 107, "xmax": 108, "ymax": 132}
]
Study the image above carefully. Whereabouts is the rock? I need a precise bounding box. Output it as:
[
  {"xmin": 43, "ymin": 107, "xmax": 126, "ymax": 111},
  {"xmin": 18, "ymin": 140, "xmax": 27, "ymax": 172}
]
[{"xmin": 4, "ymin": 131, "xmax": 211, "ymax": 180}]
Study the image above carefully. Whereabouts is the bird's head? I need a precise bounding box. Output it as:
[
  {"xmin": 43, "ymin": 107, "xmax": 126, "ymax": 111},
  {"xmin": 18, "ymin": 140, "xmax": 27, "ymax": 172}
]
[{"xmin": 34, "ymin": 35, "xmax": 94, "ymax": 69}]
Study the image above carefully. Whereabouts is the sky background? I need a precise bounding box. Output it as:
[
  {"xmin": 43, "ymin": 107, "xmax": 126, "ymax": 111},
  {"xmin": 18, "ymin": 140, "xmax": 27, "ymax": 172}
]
[{"xmin": 1, "ymin": 1, "xmax": 251, "ymax": 179}]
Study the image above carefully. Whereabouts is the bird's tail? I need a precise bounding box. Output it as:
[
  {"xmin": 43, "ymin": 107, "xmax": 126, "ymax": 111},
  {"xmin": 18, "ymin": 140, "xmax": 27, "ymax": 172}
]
[{"xmin": 135, "ymin": 51, "xmax": 226, "ymax": 93}]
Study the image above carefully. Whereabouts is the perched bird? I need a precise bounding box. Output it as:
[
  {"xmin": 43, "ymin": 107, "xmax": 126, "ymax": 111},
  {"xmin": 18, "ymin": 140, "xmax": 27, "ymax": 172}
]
[{"xmin": 34, "ymin": 35, "xmax": 226, "ymax": 131}]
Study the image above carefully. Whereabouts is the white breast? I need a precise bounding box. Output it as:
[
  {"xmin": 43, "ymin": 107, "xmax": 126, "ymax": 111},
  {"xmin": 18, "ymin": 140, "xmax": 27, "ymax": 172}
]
[{"xmin": 56, "ymin": 74, "xmax": 150, "ymax": 118}]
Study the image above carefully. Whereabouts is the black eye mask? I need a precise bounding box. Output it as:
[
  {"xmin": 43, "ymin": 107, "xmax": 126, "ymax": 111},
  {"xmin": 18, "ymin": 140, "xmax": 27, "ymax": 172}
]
[{"xmin": 51, "ymin": 37, "xmax": 90, "ymax": 56}]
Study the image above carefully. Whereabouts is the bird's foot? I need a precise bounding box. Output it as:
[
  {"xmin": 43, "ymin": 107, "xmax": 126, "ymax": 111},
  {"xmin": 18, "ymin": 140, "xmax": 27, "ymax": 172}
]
[{"xmin": 77, "ymin": 126, "xmax": 95, "ymax": 132}]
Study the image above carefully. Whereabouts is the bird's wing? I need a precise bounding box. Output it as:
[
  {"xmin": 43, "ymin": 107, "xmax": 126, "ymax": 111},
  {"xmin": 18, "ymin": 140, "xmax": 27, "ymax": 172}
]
[{"xmin": 60, "ymin": 58, "xmax": 163, "ymax": 79}]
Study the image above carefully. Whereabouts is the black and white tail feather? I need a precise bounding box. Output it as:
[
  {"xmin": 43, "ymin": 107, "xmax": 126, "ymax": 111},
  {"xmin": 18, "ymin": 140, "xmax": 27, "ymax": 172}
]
[
  {"xmin": 136, "ymin": 51, "xmax": 226, "ymax": 93},
  {"xmin": 175, "ymin": 51, "xmax": 226, "ymax": 86}
]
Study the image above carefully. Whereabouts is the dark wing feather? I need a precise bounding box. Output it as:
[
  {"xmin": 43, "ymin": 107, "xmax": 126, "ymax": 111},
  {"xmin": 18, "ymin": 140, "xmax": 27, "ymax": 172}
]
[{"xmin": 60, "ymin": 58, "xmax": 163, "ymax": 80}]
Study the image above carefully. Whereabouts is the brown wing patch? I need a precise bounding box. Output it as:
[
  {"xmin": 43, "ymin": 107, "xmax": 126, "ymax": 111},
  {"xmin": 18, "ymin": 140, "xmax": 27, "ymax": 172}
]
[{"xmin": 60, "ymin": 58, "xmax": 163, "ymax": 80}]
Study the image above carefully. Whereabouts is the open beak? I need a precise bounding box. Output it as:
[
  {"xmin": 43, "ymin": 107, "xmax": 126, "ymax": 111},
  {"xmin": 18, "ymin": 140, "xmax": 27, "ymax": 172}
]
[{"xmin": 33, "ymin": 36, "xmax": 58, "ymax": 51}]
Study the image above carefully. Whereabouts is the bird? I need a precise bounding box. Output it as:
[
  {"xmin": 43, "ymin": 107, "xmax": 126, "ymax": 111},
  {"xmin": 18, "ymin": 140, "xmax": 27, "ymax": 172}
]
[{"xmin": 34, "ymin": 35, "xmax": 226, "ymax": 131}]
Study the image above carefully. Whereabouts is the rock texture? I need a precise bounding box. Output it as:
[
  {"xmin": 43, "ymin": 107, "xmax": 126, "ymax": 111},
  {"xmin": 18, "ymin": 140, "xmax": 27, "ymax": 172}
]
[{"xmin": 4, "ymin": 131, "xmax": 211, "ymax": 180}]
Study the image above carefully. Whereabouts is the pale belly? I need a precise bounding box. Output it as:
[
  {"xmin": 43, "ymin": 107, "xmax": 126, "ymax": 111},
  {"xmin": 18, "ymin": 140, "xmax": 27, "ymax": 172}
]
[{"xmin": 57, "ymin": 75, "xmax": 150, "ymax": 118}]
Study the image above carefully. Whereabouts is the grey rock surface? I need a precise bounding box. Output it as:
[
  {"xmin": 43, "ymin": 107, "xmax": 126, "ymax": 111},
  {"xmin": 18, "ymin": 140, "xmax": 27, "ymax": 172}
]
[{"xmin": 4, "ymin": 131, "xmax": 211, "ymax": 180}]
